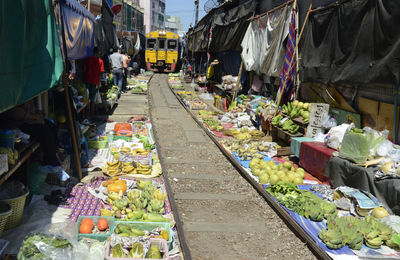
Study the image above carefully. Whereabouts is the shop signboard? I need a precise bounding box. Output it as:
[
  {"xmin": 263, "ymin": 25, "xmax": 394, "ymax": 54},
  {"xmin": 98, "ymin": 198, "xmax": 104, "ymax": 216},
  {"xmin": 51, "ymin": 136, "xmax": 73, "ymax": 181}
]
[{"xmin": 306, "ymin": 103, "xmax": 330, "ymax": 138}]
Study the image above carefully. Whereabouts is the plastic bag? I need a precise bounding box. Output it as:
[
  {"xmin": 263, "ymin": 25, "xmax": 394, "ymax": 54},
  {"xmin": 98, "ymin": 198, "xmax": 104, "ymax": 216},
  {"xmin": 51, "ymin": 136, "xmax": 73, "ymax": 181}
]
[
  {"xmin": 363, "ymin": 127, "xmax": 388, "ymax": 158},
  {"xmin": 376, "ymin": 140, "xmax": 393, "ymax": 157},
  {"xmin": 94, "ymin": 90, "xmax": 102, "ymax": 104},
  {"xmin": 324, "ymin": 123, "xmax": 352, "ymax": 150},
  {"xmin": 17, "ymin": 221, "xmax": 106, "ymax": 260},
  {"xmin": 339, "ymin": 128, "xmax": 371, "ymax": 164},
  {"xmin": 322, "ymin": 115, "xmax": 337, "ymax": 129}
]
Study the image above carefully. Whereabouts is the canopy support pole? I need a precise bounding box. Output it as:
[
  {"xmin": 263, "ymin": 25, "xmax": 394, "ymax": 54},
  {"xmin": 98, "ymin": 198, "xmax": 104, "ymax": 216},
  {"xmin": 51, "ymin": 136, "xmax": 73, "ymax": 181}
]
[
  {"xmin": 394, "ymin": 84, "xmax": 398, "ymax": 143},
  {"xmin": 63, "ymin": 74, "xmax": 83, "ymax": 180},
  {"xmin": 231, "ymin": 61, "xmax": 244, "ymax": 108},
  {"xmin": 58, "ymin": 1, "xmax": 83, "ymax": 180}
]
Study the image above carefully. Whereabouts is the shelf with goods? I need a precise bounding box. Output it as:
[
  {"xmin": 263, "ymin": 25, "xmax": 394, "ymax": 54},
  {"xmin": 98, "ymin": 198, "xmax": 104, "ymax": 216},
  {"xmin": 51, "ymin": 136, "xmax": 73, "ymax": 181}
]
[{"xmin": 0, "ymin": 140, "xmax": 40, "ymax": 186}]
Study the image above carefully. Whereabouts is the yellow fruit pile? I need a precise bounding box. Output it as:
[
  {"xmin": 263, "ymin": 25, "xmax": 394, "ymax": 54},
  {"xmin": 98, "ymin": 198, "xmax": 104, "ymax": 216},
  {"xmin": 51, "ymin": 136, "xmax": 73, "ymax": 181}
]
[
  {"xmin": 249, "ymin": 159, "xmax": 305, "ymax": 185},
  {"xmin": 104, "ymin": 161, "xmax": 152, "ymax": 176}
]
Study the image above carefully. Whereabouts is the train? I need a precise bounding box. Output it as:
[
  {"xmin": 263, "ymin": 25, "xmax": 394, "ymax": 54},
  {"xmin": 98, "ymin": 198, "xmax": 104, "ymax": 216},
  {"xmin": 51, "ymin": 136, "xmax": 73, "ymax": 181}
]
[{"xmin": 145, "ymin": 30, "xmax": 181, "ymax": 73}]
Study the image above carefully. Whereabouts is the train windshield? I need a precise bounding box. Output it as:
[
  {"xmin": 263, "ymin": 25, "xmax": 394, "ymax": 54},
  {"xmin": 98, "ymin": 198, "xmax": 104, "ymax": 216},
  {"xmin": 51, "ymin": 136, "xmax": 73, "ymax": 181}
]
[
  {"xmin": 147, "ymin": 38, "xmax": 156, "ymax": 49},
  {"xmin": 158, "ymin": 39, "xmax": 166, "ymax": 49},
  {"xmin": 167, "ymin": 40, "xmax": 177, "ymax": 50}
]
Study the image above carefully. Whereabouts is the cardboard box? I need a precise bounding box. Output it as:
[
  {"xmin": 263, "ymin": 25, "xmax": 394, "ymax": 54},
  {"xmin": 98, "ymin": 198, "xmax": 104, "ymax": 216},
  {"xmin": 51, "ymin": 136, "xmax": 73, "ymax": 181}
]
[
  {"xmin": 358, "ymin": 97, "xmax": 399, "ymax": 140},
  {"xmin": 359, "ymin": 97, "xmax": 378, "ymax": 128},
  {"xmin": 377, "ymin": 102, "xmax": 399, "ymax": 140}
]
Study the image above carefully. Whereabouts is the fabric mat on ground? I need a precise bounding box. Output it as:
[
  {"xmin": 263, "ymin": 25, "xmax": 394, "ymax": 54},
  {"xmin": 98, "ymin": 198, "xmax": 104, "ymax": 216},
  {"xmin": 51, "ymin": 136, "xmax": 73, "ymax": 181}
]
[
  {"xmin": 261, "ymin": 185, "xmax": 400, "ymax": 259},
  {"xmin": 61, "ymin": 177, "xmax": 172, "ymax": 222},
  {"xmin": 60, "ymin": 177, "xmax": 105, "ymax": 221},
  {"xmin": 210, "ymin": 123, "xmax": 235, "ymax": 138}
]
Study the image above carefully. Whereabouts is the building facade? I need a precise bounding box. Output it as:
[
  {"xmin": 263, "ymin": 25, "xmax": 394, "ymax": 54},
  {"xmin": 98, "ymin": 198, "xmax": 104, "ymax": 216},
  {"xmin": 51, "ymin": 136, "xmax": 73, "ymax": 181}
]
[
  {"xmin": 165, "ymin": 15, "xmax": 183, "ymax": 34},
  {"xmin": 113, "ymin": 0, "xmax": 145, "ymax": 34},
  {"xmin": 139, "ymin": 0, "xmax": 165, "ymax": 34}
]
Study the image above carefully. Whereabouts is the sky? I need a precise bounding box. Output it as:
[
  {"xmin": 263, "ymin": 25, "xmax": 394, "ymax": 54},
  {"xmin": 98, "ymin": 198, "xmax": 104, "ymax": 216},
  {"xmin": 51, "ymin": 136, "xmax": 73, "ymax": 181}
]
[{"xmin": 166, "ymin": 0, "xmax": 208, "ymax": 32}]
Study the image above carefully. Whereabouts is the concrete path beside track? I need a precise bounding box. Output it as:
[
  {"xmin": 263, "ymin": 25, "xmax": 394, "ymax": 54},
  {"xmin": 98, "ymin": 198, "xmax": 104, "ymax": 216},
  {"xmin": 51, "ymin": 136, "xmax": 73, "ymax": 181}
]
[{"xmin": 147, "ymin": 74, "xmax": 318, "ymax": 260}]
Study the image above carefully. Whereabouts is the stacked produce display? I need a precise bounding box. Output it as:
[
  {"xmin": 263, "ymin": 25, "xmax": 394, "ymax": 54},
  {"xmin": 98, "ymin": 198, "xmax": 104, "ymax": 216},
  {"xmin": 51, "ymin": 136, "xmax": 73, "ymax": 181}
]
[
  {"xmin": 14, "ymin": 73, "xmax": 184, "ymax": 260},
  {"xmin": 166, "ymin": 74, "xmax": 400, "ymax": 259},
  {"xmin": 168, "ymin": 73, "xmax": 184, "ymax": 90},
  {"xmin": 127, "ymin": 75, "xmax": 151, "ymax": 94}
]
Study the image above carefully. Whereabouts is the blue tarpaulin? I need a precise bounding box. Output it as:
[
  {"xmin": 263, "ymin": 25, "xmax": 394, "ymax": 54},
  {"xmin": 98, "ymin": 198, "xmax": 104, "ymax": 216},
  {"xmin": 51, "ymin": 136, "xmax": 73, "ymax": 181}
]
[
  {"xmin": 105, "ymin": 0, "xmax": 113, "ymax": 8},
  {"xmin": 61, "ymin": 0, "xmax": 95, "ymax": 60}
]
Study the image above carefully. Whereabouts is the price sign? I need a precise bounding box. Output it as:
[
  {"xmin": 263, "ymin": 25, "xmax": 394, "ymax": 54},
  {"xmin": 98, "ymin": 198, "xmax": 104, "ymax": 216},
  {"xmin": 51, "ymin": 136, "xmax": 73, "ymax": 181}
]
[{"xmin": 306, "ymin": 103, "xmax": 330, "ymax": 138}]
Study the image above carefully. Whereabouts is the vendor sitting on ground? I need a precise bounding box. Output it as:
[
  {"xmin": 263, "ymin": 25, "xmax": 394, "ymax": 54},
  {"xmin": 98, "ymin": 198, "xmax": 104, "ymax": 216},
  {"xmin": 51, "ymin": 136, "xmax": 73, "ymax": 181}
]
[{"xmin": 0, "ymin": 98, "xmax": 60, "ymax": 166}]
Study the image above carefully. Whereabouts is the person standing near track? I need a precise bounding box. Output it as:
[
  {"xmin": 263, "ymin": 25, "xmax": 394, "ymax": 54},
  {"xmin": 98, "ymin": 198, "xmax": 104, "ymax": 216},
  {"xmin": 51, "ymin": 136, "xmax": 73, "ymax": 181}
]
[
  {"xmin": 109, "ymin": 48, "xmax": 123, "ymax": 93},
  {"xmin": 121, "ymin": 50, "xmax": 131, "ymax": 92},
  {"xmin": 84, "ymin": 47, "xmax": 104, "ymax": 118}
]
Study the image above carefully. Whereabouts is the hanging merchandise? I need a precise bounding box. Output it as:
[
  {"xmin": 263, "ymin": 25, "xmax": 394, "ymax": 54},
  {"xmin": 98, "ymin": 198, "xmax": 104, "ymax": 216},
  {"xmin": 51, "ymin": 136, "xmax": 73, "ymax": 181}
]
[
  {"xmin": 260, "ymin": 5, "xmax": 293, "ymax": 77},
  {"xmin": 277, "ymin": 9, "xmax": 297, "ymax": 103},
  {"xmin": 241, "ymin": 3, "xmax": 293, "ymax": 76}
]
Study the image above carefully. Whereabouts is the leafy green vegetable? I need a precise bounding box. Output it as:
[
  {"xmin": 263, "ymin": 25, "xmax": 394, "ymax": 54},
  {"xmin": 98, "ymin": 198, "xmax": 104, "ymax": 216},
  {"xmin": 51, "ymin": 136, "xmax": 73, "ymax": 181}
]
[
  {"xmin": 266, "ymin": 182, "xmax": 337, "ymax": 222},
  {"xmin": 17, "ymin": 233, "xmax": 72, "ymax": 260},
  {"xmin": 393, "ymin": 233, "xmax": 400, "ymax": 247}
]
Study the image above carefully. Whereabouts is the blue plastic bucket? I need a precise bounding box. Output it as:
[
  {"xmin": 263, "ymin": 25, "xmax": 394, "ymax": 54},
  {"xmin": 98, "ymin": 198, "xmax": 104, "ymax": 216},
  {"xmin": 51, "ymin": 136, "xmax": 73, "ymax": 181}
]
[
  {"xmin": 29, "ymin": 162, "xmax": 48, "ymax": 195},
  {"xmin": 0, "ymin": 130, "xmax": 14, "ymax": 150}
]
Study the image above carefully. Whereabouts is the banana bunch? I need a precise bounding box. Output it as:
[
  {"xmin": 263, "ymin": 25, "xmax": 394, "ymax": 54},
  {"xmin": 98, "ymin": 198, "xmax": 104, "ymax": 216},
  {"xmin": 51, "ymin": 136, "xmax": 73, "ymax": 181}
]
[
  {"xmin": 136, "ymin": 163, "xmax": 152, "ymax": 175},
  {"xmin": 120, "ymin": 147, "xmax": 131, "ymax": 154},
  {"xmin": 318, "ymin": 228, "xmax": 345, "ymax": 249},
  {"xmin": 122, "ymin": 162, "xmax": 136, "ymax": 174},
  {"xmin": 152, "ymin": 189, "xmax": 166, "ymax": 201},
  {"xmin": 0, "ymin": 147, "xmax": 18, "ymax": 165},
  {"xmin": 106, "ymin": 161, "xmax": 122, "ymax": 176},
  {"xmin": 319, "ymin": 214, "xmax": 398, "ymax": 250},
  {"xmin": 132, "ymin": 148, "xmax": 150, "ymax": 156},
  {"xmin": 151, "ymin": 163, "xmax": 162, "ymax": 176},
  {"xmin": 249, "ymin": 129, "xmax": 265, "ymax": 138}
]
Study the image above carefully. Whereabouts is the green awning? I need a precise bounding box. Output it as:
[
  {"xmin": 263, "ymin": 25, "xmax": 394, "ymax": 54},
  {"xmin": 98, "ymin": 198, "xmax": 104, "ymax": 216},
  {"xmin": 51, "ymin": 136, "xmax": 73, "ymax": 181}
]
[{"xmin": 0, "ymin": 0, "xmax": 63, "ymax": 113}]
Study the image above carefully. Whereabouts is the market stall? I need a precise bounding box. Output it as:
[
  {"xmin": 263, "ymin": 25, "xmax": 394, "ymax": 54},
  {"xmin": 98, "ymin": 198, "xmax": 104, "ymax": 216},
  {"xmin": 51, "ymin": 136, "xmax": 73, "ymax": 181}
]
[
  {"xmin": 0, "ymin": 72, "xmax": 187, "ymax": 259},
  {"xmin": 165, "ymin": 70, "xmax": 400, "ymax": 259}
]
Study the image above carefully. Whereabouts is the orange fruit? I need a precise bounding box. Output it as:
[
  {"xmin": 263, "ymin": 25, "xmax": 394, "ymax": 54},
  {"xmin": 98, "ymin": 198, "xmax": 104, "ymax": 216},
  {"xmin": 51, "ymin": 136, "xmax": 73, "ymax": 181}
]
[
  {"xmin": 79, "ymin": 223, "xmax": 93, "ymax": 234},
  {"xmin": 97, "ymin": 218, "xmax": 109, "ymax": 231},
  {"xmin": 81, "ymin": 218, "xmax": 94, "ymax": 228}
]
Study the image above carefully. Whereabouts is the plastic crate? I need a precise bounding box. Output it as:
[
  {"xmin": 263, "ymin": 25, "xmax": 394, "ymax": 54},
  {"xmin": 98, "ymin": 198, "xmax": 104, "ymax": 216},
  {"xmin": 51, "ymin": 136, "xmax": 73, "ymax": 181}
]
[
  {"xmin": 88, "ymin": 136, "xmax": 108, "ymax": 149},
  {"xmin": 76, "ymin": 216, "xmax": 115, "ymax": 242},
  {"xmin": 113, "ymin": 221, "xmax": 173, "ymax": 250},
  {"xmin": 0, "ymin": 130, "xmax": 14, "ymax": 150},
  {"xmin": 105, "ymin": 238, "xmax": 169, "ymax": 260}
]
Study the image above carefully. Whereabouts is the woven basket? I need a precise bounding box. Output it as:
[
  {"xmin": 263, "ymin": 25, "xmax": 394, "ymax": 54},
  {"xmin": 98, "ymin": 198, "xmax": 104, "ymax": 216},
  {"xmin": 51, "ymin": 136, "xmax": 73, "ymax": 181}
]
[
  {"xmin": 0, "ymin": 201, "xmax": 12, "ymax": 236},
  {"xmin": 2, "ymin": 188, "xmax": 29, "ymax": 230}
]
